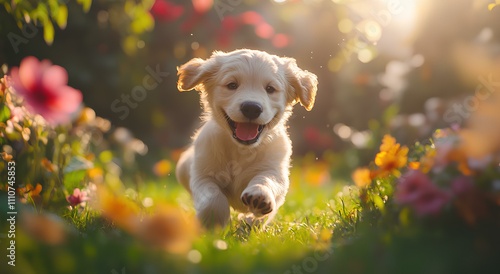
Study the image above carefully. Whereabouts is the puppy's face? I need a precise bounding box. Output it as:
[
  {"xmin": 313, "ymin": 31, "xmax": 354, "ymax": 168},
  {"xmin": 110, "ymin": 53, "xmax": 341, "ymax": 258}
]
[{"xmin": 178, "ymin": 49, "xmax": 318, "ymax": 146}]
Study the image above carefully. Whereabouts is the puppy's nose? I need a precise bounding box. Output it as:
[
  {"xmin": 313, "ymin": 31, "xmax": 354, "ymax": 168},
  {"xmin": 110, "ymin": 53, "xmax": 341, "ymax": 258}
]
[{"xmin": 240, "ymin": 102, "xmax": 263, "ymax": 120}]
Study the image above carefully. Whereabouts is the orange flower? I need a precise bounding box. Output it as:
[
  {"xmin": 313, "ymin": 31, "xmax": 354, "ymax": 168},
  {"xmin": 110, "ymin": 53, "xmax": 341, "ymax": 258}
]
[
  {"xmin": 95, "ymin": 186, "xmax": 140, "ymax": 232},
  {"xmin": 87, "ymin": 167, "xmax": 104, "ymax": 183},
  {"xmin": 379, "ymin": 134, "xmax": 398, "ymax": 152},
  {"xmin": 448, "ymin": 149, "xmax": 473, "ymax": 176},
  {"xmin": 95, "ymin": 186, "xmax": 198, "ymax": 254},
  {"xmin": 352, "ymin": 168, "xmax": 372, "ymax": 188},
  {"xmin": 408, "ymin": 161, "xmax": 420, "ymax": 170},
  {"xmin": 153, "ymin": 159, "xmax": 172, "ymax": 177},
  {"xmin": 41, "ymin": 158, "xmax": 57, "ymax": 172},
  {"xmin": 137, "ymin": 205, "xmax": 199, "ymax": 253},
  {"xmin": 375, "ymin": 135, "xmax": 408, "ymax": 177},
  {"xmin": 419, "ymin": 149, "xmax": 436, "ymax": 173},
  {"xmin": 21, "ymin": 211, "xmax": 67, "ymax": 245},
  {"xmin": 1, "ymin": 152, "xmax": 13, "ymax": 161},
  {"xmin": 304, "ymin": 160, "xmax": 330, "ymax": 187},
  {"xmin": 75, "ymin": 107, "xmax": 96, "ymax": 125},
  {"xmin": 17, "ymin": 183, "xmax": 42, "ymax": 203}
]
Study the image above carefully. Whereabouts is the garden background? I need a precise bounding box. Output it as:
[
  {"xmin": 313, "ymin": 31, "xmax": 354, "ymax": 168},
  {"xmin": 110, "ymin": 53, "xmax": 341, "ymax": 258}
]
[{"xmin": 1, "ymin": 0, "xmax": 500, "ymax": 273}]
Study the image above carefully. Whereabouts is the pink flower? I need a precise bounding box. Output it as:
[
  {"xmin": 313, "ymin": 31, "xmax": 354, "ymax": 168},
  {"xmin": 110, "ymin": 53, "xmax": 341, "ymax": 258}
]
[
  {"xmin": 67, "ymin": 188, "xmax": 88, "ymax": 207},
  {"xmin": 9, "ymin": 56, "xmax": 82, "ymax": 125},
  {"xmin": 395, "ymin": 170, "xmax": 433, "ymax": 204},
  {"xmin": 150, "ymin": 0, "xmax": 184, "ymax": 22},
  {"xmin": 395, "ymin": 170, "xmax": 450, "ymax": 216},
  {"xmin": 451, "ymin": 176, "xmax": 474, "ymax": 195},
  {"xmin": 411, "ymin": 188, "xmax": 450, "ymax": 217},
  {"xmin": 9, "ymin": 106, "xmax": 26, "ymax": 122},
  {"xmin": 192, "ymin": 0, "xmax": 213, "ymax": 14}
]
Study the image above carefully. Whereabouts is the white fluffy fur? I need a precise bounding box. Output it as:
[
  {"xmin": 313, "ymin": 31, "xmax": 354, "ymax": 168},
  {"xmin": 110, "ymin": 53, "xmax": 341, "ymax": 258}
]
[{"xmin": 176, "ymin": 49, "xmax": 318, "ymax": 228}]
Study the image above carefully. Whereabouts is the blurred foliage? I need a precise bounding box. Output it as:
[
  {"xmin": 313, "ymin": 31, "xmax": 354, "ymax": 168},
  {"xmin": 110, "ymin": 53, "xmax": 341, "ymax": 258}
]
[
  {"xmin": 2, "ymin": 0, "xmax": 497, "ymax": 161},
  {"xmin": 1, "ymin": 0, "xmax": 91, "ymax": 44},
  {"xmin": 1, "ymin": 1, "xmax": 500, "ymax": 273}
]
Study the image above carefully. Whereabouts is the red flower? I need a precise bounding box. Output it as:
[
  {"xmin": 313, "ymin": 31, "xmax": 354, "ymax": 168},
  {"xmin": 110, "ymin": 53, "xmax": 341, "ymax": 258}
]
[
  {"xmin": 192, "ymin": 0, "xmax": 213, "ymax": 14},
  {"xmin": 67, "ymin": 188, "xmax": 89, "ymax": 207},
  {"xmin": 396, "ymin": 170, "xmax": 450, "ymax": 216},
  {"xmin": 9, "ymin": 56, "xmax": 82, "ymax": 125},
  {"xmin": 150, "ymin": 0, "xmax": 184, "ymax": 22}
]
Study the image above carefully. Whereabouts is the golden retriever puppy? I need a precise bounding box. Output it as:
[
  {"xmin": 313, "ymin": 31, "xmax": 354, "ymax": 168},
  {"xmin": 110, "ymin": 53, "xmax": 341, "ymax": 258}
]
[{"xmin": 176, "ymin": 49, "xmax": 318, "ymax": 228}]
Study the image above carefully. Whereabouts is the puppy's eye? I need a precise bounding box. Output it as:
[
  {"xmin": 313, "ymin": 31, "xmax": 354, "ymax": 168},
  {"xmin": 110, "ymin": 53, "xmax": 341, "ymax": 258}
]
[
  {"xmin": 266, "ymin": 85, "xmax": 276, "ymax": 94},
  {"xmin": 227, "ymin": 82, "xmax": 239, "ymax": 90}
]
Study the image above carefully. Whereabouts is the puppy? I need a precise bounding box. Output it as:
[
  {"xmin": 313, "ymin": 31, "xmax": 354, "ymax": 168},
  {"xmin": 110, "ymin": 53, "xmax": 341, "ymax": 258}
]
[{"xmin": 176, "ymin": 49, "xmax": 318, "ymax": 228}]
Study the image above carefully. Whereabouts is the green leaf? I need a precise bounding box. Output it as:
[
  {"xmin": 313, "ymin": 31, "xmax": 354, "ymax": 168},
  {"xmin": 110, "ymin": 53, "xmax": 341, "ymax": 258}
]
[
  {"xmin": 63, "ymin": 170, "xmax": 87, "ymax": 190},
  {"xmin": 0, "ymin": 104, "xmax": 11, "ymax": 123},
  {"xmin": 77, "ymin": 0, "xmax": 92, "ymax": 13},
  {"xmin": 382, "ymin": 104, "xmax": 399, "ymax": 126},
  {"xmin": 43, "ymin": 19, "xmax": 54, "ymax": 45},
  {"xmin": 399, "ymin": 207, "xmax": 411, "ymax": 226},
  {"xmin": 63, "ymin": 156, "xmax": 93, "ymax": 190},
  {"xmin": 34, "ymin": 3, "xmax": 49, "ymax": 22},
  {"xmin": 372, "ymin": 195, "xmax": 385, "ymax": 213},
  {"xmin": 55, "ymin": 5, "xmax": 68, "ymax": 29}
]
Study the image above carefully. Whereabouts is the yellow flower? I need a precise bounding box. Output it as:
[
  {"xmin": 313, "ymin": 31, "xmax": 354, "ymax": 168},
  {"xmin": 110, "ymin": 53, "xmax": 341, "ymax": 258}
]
[
  {"xmin": 153, "ymin": 159, "xmax": 172, "ymax": 177},
  {"xmin": 352, "ymin": 168, "xmax": 372, "ymax": 188},
  {"xmin": 379, "ymin": 135, "xmax": 397, "ymax": 152},
  {"xmin": 87, "ymin": 167, "xmax": 104, "ymax": 183},
  {"xmin": 375, "ymin": 135, "xmax": 408, "ymax": 177},
  {"xmin": 95, "ymin": 186, "xmax": 140, "ymax": 232},
  {"xmin": 408, "ymin": 161, "xmax": 420, "ymax": 170},
  {"xmin": 137, "ymin": 205, "xmax": 199, "ymax": 254},
  {"xmin": 304, "ymin": 160, "xmax": 330, "ymax": 187},
  {"xmin": 76, "ymin": 107, "xmax": 96, "ymax": 125}
]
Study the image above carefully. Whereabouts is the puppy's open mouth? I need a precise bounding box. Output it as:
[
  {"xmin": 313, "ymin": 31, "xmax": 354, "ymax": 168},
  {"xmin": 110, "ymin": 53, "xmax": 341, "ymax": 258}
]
[{"xmin": 223, "ymin": 112, "xmax": 265, "ymax": 145}]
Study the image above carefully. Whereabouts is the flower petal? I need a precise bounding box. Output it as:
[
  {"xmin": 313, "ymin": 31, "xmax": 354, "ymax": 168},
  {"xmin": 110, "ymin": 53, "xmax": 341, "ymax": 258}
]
[
  {"xmin": 53, "ymin": 86, "xmax": 83, "ymax": 113},
  {"xmin": 18, "ymin": 56, "xmax": 42, "ymax": 93},
  {"xmin": 42, "ymin": 64, "xmax": 68, "ymax": 92}
]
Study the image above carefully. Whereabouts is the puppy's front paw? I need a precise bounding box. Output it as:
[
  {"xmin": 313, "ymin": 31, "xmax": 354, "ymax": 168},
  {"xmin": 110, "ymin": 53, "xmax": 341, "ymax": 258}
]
[{"xmin": 241, "ymin": 185, "xmax": 275, "ymax": 217}]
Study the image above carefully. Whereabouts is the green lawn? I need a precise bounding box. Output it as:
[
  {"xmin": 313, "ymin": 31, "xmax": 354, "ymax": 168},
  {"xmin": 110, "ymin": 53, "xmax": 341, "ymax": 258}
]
[
  {"xmin": 2, "ymin": 173, "xmax": 349, "ymax": 274},
  {"xmin": 2, "ymin": 158, "xmax": 500, "ymax": 274}
]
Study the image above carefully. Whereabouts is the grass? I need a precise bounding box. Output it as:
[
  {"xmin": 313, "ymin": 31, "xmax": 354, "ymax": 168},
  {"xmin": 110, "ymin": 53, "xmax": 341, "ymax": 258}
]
[
  {"xmin": 3, "ymin": 170, "xmax": 357, "ymax": 274},
  {"xmin": 4, "ymin": 164, "xmax": 499, "ymax": 274}
]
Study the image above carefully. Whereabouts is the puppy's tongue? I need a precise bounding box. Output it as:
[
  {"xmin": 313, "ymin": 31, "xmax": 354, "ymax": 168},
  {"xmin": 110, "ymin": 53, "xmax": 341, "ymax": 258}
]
[{"xmin": 235, "ymin": 123, "xmax": 260, "ymax": 141}]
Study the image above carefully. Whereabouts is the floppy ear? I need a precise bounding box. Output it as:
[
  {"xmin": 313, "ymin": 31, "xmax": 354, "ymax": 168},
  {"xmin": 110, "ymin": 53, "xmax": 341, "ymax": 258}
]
[
  {"xmin": 177, "ymin": 57, "xmax": 217, "ymax": 92},
  {"xmin": 284, "ymin": 58, "xmax": 318, "ymax": 111}
]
